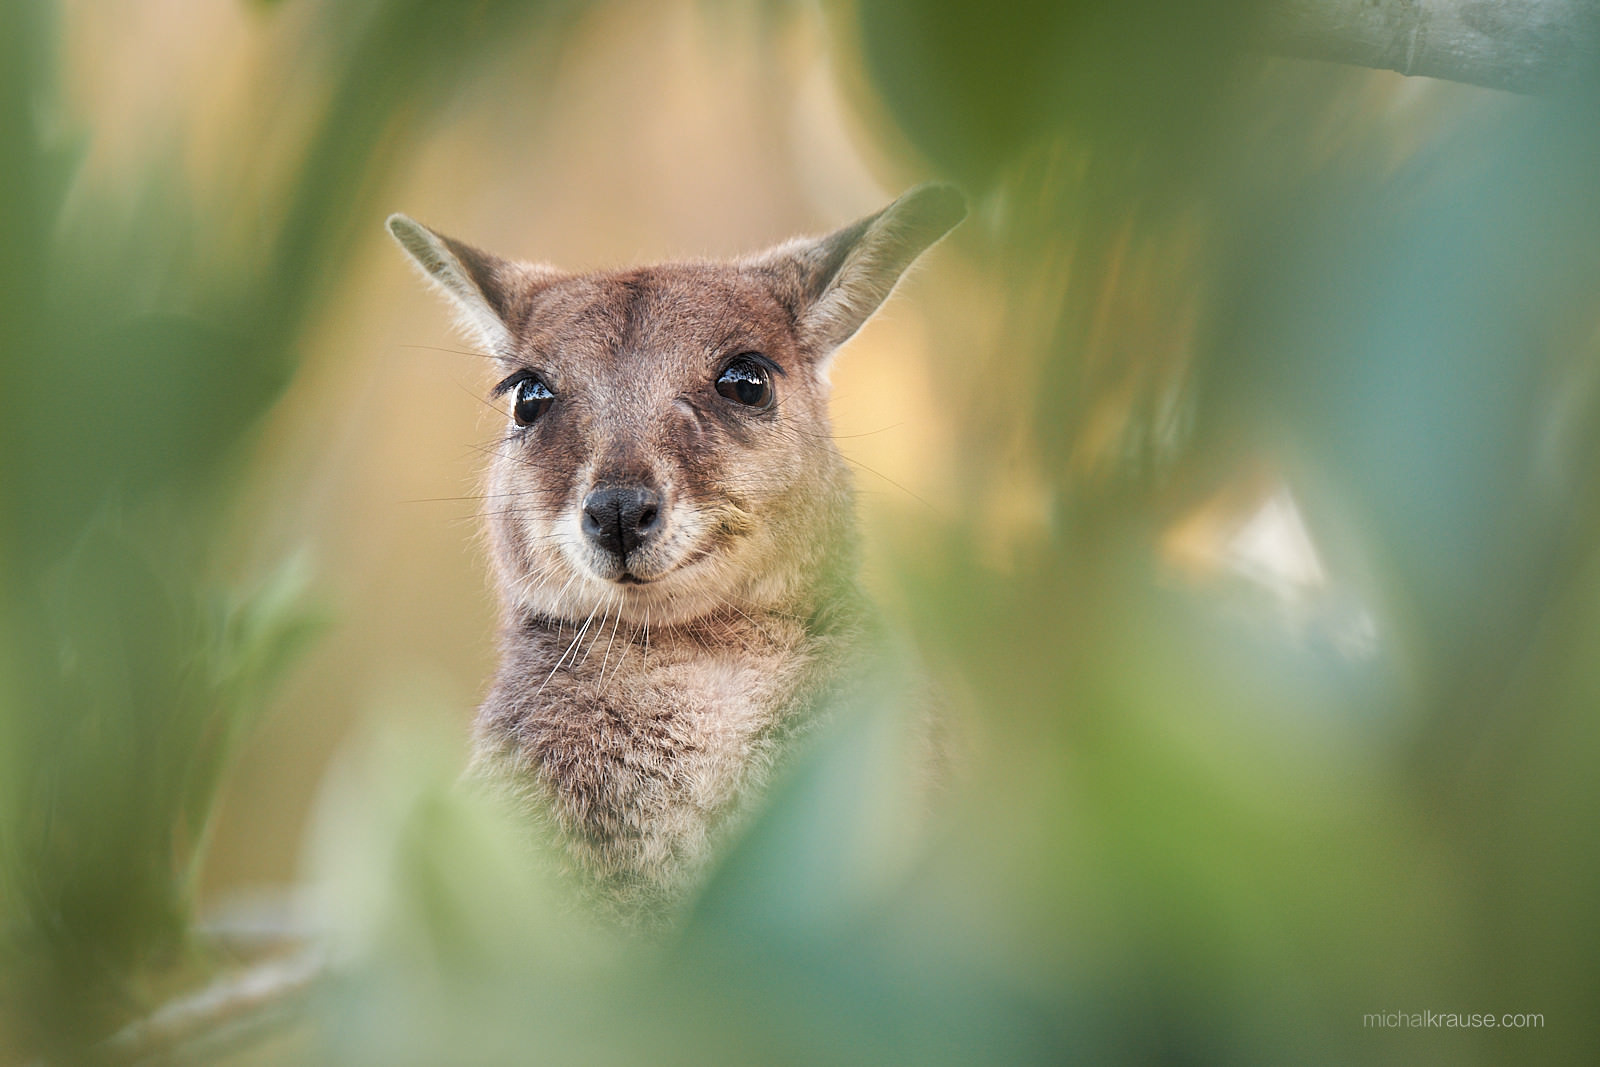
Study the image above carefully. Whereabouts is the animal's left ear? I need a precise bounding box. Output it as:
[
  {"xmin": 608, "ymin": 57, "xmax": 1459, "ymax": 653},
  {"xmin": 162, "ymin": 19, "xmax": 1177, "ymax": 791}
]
[{"xmin": 752, "ymin": 183, "xmax": 966, "ymax": 357}]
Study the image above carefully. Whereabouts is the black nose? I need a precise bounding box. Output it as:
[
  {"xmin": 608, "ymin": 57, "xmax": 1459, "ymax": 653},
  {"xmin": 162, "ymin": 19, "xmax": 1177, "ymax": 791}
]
[{"xmin": 581, "ymin": 486, "xmax": 662, "ymax": 559}]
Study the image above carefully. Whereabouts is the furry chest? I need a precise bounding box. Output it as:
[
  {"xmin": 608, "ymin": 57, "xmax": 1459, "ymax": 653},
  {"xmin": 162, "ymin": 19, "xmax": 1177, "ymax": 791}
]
[{"xmin": 503, "ymin": 640, "xmax": 813, "ymax": 887}]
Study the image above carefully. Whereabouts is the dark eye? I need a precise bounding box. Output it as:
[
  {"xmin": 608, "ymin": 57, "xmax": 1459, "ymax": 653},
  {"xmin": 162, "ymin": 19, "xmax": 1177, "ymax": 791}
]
[
  {"xmin": 511, "ymin": 376, "xmax": 555, "ymax": 425},
  {"xmin": 715, "ymin": 356, "xmax": 774, "ymax": 410}
]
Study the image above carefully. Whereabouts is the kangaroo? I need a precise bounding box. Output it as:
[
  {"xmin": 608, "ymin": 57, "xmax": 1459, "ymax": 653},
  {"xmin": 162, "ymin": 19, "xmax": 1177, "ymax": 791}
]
[{"xmin": 387, "ymin": 185, "xmax": 964, "ymax": 920}]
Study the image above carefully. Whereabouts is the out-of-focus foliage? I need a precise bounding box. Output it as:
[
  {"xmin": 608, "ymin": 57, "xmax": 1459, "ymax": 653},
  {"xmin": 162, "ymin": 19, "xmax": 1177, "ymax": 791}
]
[
  {"xmin": 0, "ymin": 0, "xmax": 571, "ymax": 1058},
  {"xmin": 4, "ymin": 0, "xmax": 1600, "ymax": 1064}
]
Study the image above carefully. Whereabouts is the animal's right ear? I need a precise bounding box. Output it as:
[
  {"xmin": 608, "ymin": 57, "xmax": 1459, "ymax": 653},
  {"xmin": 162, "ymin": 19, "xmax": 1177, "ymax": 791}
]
[{"xmin": 386, "ymin": 214, "xmax": 558, "ymax": 354}]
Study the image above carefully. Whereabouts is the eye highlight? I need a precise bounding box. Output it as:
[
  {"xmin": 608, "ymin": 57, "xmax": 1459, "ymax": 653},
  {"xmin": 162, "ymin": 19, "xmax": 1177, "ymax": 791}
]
[
  {"xmin": 715, "ymin": 354, "xmax": 776, "ymax": 410},
  {"xmin": 493, "ymin": 372, "xmax": 555, "ymax": 426}
]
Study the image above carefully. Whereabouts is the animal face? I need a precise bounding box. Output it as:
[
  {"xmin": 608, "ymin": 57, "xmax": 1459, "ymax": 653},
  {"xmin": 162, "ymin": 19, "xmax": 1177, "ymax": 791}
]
[
  {"xmin": 389, "ymin": 185, "xmax": 964, "ymax": 627},
  {"xmin": 480, "ymin": 263, "xmax": 851, "ymax": 627}
]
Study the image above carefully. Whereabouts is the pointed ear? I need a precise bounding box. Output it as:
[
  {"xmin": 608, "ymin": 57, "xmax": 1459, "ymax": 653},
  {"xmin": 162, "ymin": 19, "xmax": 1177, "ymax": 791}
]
[
  {"xmin": 754, "ymin": 183, "xmax": 966, "ymax": 357},
  {"xmin": 386, "ymin": 214, "xmax": 559, "ymax": 354}
]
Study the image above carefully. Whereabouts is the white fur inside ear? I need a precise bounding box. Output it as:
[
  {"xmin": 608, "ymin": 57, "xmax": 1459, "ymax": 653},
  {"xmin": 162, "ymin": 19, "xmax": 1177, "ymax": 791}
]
[
  {"xmin": 387, "ymin": 213, "xmax": 512, "ymax": 353},
  {"xmin": 763, "ymin": 184, "xmax": 965, "ymax": 356},
  {"xmin": 806, "ymin": 237, "xmax": 920, "ymax": 354}
]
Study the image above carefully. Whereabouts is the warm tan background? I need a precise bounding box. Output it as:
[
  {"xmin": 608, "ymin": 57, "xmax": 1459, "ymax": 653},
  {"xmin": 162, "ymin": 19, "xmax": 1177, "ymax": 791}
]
[{"xmin": 55, "ymin": 0, "xmax": 981, "ymax": 896}]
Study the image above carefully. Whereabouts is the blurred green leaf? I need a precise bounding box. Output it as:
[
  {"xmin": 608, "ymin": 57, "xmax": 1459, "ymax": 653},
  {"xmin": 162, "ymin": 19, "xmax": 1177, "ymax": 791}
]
[{"xmin": 5, "ymin": 1, "xmax": 1600, "ymax": 1063}]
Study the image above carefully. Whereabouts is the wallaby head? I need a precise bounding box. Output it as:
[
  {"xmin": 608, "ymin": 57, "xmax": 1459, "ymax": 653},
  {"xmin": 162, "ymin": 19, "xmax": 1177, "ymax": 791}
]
[{"xmin": 388, "ymin": 185, "xmax": 965, "ymax": 631}]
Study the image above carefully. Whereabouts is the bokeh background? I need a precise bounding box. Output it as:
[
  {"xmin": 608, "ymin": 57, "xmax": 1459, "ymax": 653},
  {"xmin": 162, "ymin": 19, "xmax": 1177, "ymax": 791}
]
[{"xmin": 3, "ymin": 0, "xmax": 1598, "ymax": 1063}]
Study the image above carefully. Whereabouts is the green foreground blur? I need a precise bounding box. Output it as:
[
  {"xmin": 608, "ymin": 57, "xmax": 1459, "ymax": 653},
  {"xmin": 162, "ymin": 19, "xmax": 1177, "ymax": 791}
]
[{"xmin": 3, "ymin": 1, "xmax": 1598, "ymax": 1063}]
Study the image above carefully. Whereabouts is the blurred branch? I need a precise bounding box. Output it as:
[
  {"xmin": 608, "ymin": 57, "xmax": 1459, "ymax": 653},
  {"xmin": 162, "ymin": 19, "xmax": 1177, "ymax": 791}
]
[
  {"xmin": 99, "ymin": 947, "xmax": 327, "ymax": 1065},
  {"xmin": 1261, "ymin": 0, "xmax": 1600, "ymax": 93}
]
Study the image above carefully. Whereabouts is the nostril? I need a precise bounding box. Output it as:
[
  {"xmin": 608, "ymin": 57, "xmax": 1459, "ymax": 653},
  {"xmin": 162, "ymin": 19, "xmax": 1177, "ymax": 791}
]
[
  {"xmin": 637, "ymin": 504, "xmax": 659, "ymax": 531},
  {"xmin": 581, "ymin": 490, "xmax": 624, "ymax": 555}
]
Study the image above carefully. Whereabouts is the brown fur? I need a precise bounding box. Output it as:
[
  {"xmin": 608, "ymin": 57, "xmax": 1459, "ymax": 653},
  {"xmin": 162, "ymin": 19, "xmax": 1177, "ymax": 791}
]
[{"xmin": 388, "ymin": 186, "xmax": 964, "ymax": 920}]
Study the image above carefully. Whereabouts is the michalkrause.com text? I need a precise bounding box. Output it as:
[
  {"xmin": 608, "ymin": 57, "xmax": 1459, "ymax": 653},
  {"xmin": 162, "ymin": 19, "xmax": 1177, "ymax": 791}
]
[{"xmin": 1364, "ymin": 1012, "xmax": 1544, "ymax": 1029}]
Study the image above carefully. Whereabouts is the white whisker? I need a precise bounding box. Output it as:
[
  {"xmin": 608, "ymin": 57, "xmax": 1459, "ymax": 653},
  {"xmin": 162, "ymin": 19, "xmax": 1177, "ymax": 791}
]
[{"xmin": 536, "ymin": 596, "xmax": 603, "ymax": 696}]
